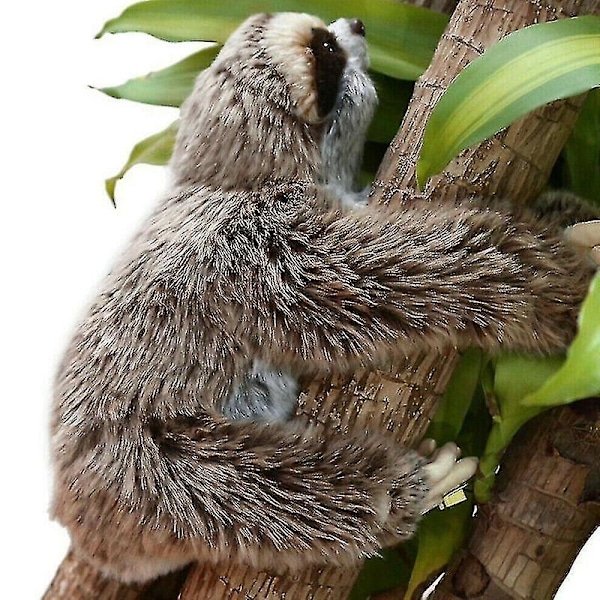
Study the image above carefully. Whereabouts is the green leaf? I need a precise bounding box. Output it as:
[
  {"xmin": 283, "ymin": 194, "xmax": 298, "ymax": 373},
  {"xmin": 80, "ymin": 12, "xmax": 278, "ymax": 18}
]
[
  {"xmin": 97, "ymin": 0, "xmax": 448, "ymax": 80},
  {"xmin": 454, "ymin": 378, "xmax": 493, "ymax": 459},
  {"xmin": 350, "ymin": 547, "xmax": 414, "ymax": 600},
  {"xmin": 417, "ymin": 16, "xmax": 600, "ymax": 188},
  {"xmin": 564, "ymin": 88, "xmax": 600, "ymax": 204},
  {"xmin": 426, "ymin": 349, "xmax": 483, "ymax": 445},
  {"xmin": 96, "ymin": 0, "xmax": 242, "ymax": 42},
  {"xmin": 100, "ymin": 46, "xmax": 220, "ymax": 107},
  {"xmin": 105, "ymin": 122, "xmax": 178, "ymax": 203},
  {"xmin": 404, "ymin": 502, "xmax": 472, "ymax": 600},
  {"xmin": 523, "ymin": 272, "xmax": 600, "ymax": 407},
  {"xmin": 368, "ymin": 74, "xmax": 413, "ymax": 144},
  {"xmin": 475, "ymin": 353, "xmax": 564, "ymax": 502}
]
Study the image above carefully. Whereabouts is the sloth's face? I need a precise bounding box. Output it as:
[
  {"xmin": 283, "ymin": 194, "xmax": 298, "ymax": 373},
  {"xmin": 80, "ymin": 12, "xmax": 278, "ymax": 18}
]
[
  {"xmin": 311, "ymin": 18, "xmax": 370, "ymax": 118},
  {"xmin": 327, "ymin": 18, "xmax": 369, "ymax": 73},
  {"xmin": 171, "ymin": 13, "xmax": 375, "ymax": 190},
  {"xmin": 259, "ymin": 13, "xmax": 370, "ymax": 124}
]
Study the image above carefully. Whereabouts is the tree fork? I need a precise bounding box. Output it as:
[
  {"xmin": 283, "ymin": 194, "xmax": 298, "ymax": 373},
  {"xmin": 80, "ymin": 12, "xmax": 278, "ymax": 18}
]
[{"xmin": 44, "ymin": 0, "xmax": 599, "ymax": 598}]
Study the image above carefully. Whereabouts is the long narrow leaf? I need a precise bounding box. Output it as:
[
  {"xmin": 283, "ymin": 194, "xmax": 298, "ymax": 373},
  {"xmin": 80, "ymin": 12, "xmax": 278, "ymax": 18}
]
[
  {"xmin": 106, "ymin": 122, "xmax": 178, "ymax": 203},
  {"xmin": 100, "ymin": 46, "xmax": 220, "ymax": 107},
  {"xmin": 523, "ymin": 272, "xmax": 600, "ymax": 407},
  {"xmin": 426, "ymin": 349, "xmax": 483, "ymax": 445},
  {"xmin": 417, "ymin": 16, "xmax": 600, "ymax": 187},
  {"xmin": 97, "ymin": 0, "xmax": 241, "ymax": 42},
  {"xmin": 97, "ymin": 0, "xmax": 448, "ymax": 80},
  {"xmin": 404, "ymin": 502, "xmax": 472, "ymax": 600},
  {"xmin": 474, "ymin": 354, "xmax": 564, "ymax": 502}
]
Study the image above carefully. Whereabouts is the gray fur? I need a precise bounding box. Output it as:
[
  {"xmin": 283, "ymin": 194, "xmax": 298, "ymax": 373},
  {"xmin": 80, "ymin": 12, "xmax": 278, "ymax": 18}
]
[
  {"xmin": 51, "ymin": 12, "xmax": 595, "ymax": 583},
  {"xmin": 320, "ymin": 18, "xmax": 378, "ymax": 208},
  {"xmin": 223, "ymin": 361, "xmax": 298, "ymax": 422}
]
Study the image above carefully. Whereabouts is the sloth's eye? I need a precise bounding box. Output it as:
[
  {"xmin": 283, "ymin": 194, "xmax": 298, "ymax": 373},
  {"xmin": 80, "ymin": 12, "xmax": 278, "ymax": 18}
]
[
  {"xmin": 309, "ymin": 28, "xmax": 346, "ymax": 118},
  {"xmin": 321, "ymin": 40, "xmax": 338, "ymax": 53},
  {"xmin": 309, "ymin": 29, "xmax": 342, "ymax": 59}
]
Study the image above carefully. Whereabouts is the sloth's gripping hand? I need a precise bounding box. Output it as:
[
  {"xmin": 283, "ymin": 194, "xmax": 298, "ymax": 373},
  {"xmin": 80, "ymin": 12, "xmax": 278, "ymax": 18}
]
[
  {"xmin": 565, "ymin": 220, "xmax": 600, "ymax": 268},
  {"xmin": 531, "ymin": 190, "xmax": 600, "ymax": 269},
  {"xmin": 418, "ymin": 440, "xmax": 478, "ymax": 514}
]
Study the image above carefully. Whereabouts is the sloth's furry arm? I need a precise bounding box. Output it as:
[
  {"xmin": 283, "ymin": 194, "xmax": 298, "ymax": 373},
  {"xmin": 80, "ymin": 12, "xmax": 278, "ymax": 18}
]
[
  {"xmin": 157, "ymin": 417, "xmax": 428, "ymax": 561},
  {"xmin": 54, "ymin": 413, "xmax": 429, "ymax": 582},
  {"xmin": 214, "ymin": 186, "xmax": 592, "ymax": 368}
]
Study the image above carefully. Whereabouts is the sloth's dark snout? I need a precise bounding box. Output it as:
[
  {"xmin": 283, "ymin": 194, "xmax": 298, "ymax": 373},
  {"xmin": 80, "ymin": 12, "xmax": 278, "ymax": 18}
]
[{"xmin": 350, "ymin": 19, "xmax": 366, "ymax": 37}]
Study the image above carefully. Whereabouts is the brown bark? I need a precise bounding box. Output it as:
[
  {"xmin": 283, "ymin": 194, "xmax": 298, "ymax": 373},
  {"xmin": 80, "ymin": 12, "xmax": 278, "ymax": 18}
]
[
  {"xmin": 43, "ymin": 550, "xmax": 189, "ymax": 600},
  {"xmin": 432, "ymin": 401, "xmax": 600, "ymax": 599},
  {"xmin": 45, "ymin": 0, "xmax": 599, "ymax": 598},
  {"xmin": 179, "ymin": 563, "xmax": 358, "ymax": 599}
]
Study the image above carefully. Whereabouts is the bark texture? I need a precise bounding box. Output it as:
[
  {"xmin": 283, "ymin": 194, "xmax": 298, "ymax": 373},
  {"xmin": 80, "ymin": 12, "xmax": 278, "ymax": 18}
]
[
  {"xmin": 432, "ymin": 401, "xmax": 600, "ymax": 599},
  {"xmin": 44, "ymin": 0, "xmax": 599, "ymax": 598},
  {"xmin": 43, "ymin": 551, "xmax": 189, "ymax": 600},
  {"xmin": 179, "ymin": 563, "xmax": 358, "ymax": 600}
]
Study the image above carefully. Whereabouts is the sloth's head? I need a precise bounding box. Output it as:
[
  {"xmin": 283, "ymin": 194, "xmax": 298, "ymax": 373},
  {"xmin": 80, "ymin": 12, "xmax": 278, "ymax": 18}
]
[
  {"xmin": 233, "ymin": 12, "xmax": 369, "ymax": 124},
  {"xmin": 170, "ymin": 12, "xmax": 374, "ymax": 191}
]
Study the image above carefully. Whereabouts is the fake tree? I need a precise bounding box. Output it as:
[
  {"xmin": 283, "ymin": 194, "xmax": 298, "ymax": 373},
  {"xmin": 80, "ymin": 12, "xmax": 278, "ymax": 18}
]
[{"xmin": 45, "ymin": 1, "xmax": 600, "ymax": 599}]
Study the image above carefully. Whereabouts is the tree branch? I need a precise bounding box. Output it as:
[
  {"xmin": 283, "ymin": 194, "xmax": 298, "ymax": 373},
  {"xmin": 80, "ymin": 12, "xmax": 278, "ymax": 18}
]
[
  {"xmin": 43, "ymin": 551, "xmax": 189, "ymax": 600},
  {"xmin": 432, "ymin": 401, "xmax": 600, "ymax": 599}
]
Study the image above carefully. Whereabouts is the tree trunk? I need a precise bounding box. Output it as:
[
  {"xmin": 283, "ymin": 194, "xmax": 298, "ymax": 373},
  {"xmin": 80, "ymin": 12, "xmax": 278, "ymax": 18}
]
[
  {"xmin": 44, "ymin": 0, "xmax": 599, "ymax": 598},
  {"xmin": 432, "ymin": 401, "xmax": 600, "ymax": 600}
]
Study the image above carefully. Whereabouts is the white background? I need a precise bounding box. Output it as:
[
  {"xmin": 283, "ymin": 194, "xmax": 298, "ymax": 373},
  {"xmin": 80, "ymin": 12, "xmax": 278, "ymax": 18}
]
[{"xmin": 1, "ymin": 1, "xmax": 597, "ymax": 598}]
